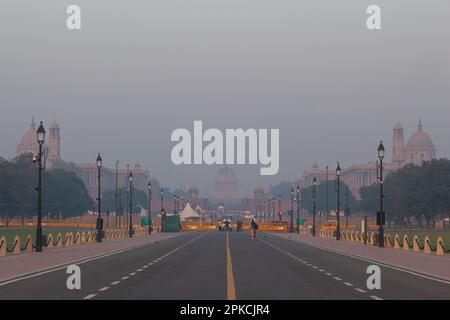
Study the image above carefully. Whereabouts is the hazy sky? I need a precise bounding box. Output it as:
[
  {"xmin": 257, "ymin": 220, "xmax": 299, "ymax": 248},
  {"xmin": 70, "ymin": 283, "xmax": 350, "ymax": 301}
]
[{"xmin": 1, "ymin": 1, "xmax": 449, "ymax": 196}]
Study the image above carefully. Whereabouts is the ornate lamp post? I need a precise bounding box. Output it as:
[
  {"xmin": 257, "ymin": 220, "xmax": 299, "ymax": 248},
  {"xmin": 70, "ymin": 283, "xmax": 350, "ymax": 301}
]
[
  {"xmin": 35, "ymin": 122, "xmax": 45, "ymax": 252},
  {"xmin": 278, "ymin": 194, "xmax": 282, "ymax": 222},
  {"xmin": 296, "ymin": 185, "xmax": 301, "ymax": 233},
  {"xmin": 312, "ymin": 176, "xmax": 317, "ymax": 236},
  {"xmin": 336, "ymin": 162, "xmax": 341, "ymax": 240},
  {"xmin": 96, "ymin": 153, "xmax": 103, "ymax": 242},
  {"xmin": 377, "ymin": 141, "xmax": 385, "ymax": 247},
  {"xmin": 148, "ymin": 181, "xmax": 152, "ymax": 234},
  {"xmin": 272, "ymin": 197, "xmax": 275, "ymax": 222},
  {"xmin": 289, "ymin": 187, "xmax": 294, "ymax": 233},
  {"xmin": 128, "ymin": 171, "xmax": 133, "ymax": 237}
]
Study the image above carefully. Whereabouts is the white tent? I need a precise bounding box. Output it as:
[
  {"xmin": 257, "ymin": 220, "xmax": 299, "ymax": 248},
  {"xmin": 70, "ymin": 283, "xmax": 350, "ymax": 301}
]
[{"xmin": 179, "ymin": 202, "xmax": 201, "ymax": 221}]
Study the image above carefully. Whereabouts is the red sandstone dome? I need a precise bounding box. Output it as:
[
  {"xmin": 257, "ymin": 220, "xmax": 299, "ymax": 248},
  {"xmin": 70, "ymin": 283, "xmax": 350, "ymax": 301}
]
[{"xmin": 214, "ymin": 166, "xmax": 239, "ymax": 199}]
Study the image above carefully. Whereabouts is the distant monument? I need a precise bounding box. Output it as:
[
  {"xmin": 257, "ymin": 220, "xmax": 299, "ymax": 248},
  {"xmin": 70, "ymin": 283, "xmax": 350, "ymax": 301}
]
[
  {"xmin": 297, "ymin": 120, "xmax": 437, "ymax": 200},
  {"xmin": 214, "ymin": 166, "xmax": 239, "ymax": 200}
]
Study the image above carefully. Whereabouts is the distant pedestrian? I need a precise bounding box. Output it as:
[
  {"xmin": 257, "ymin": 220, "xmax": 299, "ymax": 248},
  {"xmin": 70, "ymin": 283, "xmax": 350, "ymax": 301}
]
[{"xmin": 250, "ymin": 219, "xmax": 258, "ymax": 239}]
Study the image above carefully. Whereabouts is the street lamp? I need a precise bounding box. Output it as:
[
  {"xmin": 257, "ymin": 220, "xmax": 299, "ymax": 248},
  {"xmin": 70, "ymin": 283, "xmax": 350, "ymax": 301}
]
[
  {"xmin": 148, "ymin": 181, "xmax": 152, "ymax": 235},
  {"xmin": 296, "ymin": 185, "xmax": 300, "ymax": 234},
  {"xmin": 174, "ymin": 195, "xmax": 178, "ymax": 215},
  {"xmin": 289, "ymin": 187, "xmax": 294, "ymax": 233},
  {"xmin": 160, "ymin": 188, "xmax": 164, "ymax": 212},
  {"xmin": 336, "ymin": 162, "xmax": 341, "ymax": 240},
  {"xmin": 35, "ymin": 122, "xmax": 45, "ymax": 252},
  {"xmin": 377, "ymin": 141, "xmax": 385, "ymax": 248},
  {"xmin": 128, "ymin": 171, "xmax": 133, "ymax": 237},
  {"xmin": 96, "ymin": 153, "xmax": 103, "ymax": 242},
  {"xmin": 312, "ymin": 176, "xmax": 317, "ymax": 236},
  {"xmin": 115, "ymin": 161, "xmax": 119, "ymax": 229},
  {"xmin": 272, "ymin": 197, "xmax": 275, "ymax": 222},
  {"xmin": 278, "ymin": 194, "xmax": 282, "ymax": 222}
]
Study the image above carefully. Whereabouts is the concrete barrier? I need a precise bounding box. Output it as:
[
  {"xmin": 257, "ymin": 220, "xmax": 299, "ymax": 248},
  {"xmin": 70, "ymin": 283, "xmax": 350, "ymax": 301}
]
[
  {"xmin": 56, "ymin": 233, "xmax": 63, "ymax": 248},
  {"xmin": 24, "ymin": 234, "xmax": 33, "ymax": 253},
  {"xmin": 394, "ymin": 234, "xmax": 401, "ymax": 249},
  {"xmin": 47, "ymin": 233, "xmax": 54, "ymax": 249},
  {"xmin": 0, "ymin": 236, "xmax": 6, "ymax": 257},
  {"xmin": 403, "ymin": 235, "xmax": 409, "ymax": 251},
  {"xmin": 424, "ymin": 236, "xmax": 431, "ymax": 254},
  {"xmin": 437, "ymin": 237, "xmax": 444, "ymax": 256},
  {"xmin": 13, "ymin": 235, "xmax": 21, "ymax": 255},
  {"xmin": 413, "ymin": 235, "xmax": 420, "ymax": 252}
]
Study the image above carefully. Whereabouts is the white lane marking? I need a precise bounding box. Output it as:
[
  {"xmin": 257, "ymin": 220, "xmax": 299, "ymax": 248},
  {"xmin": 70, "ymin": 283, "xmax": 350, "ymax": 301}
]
[
  {"xmin": 312, "ymin": 266, "xmax": 318, "ymax": 269},
  {"xmin": 83, "ymin": 294, "xmax": 97, "ymax": 300},
  {"xmin": 319, "ymin": 269, "xmax": 325, "ymax": 272},
  {"xmin": 355, "ymin": 288, "xmax": 367, "ymax": 293},
  {"xmin": 111, "ymin": 281, "xmax": 120, "ymax": 285},
  {"xmin": 333, "ymin": 277, "xmax": 342, "ymax": 281},
  {"xmin": 0, "ymin": 234, "xmax": 185, "ymax": 287},
  {"xmin": 99, "ymin": 287, "xmax": 109, "ymax": 292},
  {"xmin": 129, "ymin": 272, "xmax": 136, "ymax": 276},
  {"xmin": 142, "ymin": 266, "xmax": 148, "ymax": 269},
  {"xmin": 121, "ymin": 276, "xmax": 129, "ymax": 280},
  {"xmin": 273, "ymin": 235, "xmax": 450, "ymax": 286},
  {"xmin": 137, "ymin": 269, "xmax": 143, "ymax": 272},
  {"xmin": 148, "ymin": 263, "xmax": 153, "ymax": 266},
  {"xmin": 153, "ymin": 260, "xmax": 158, "ymax": 263},
  {"xmin": 370, "ymin": 295, "xmax": 383, "ymax": 300},
  {"xmin": 344, "ymin": 282, "xmax": 353, "ymax": 287},
  {"xmin": 325, "ymin": 273, "xmax": 332, "ymax": 276}
]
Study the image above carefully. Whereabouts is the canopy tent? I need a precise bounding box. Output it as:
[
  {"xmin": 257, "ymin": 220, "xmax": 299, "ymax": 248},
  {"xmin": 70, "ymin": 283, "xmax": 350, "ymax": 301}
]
[{"xmin": 179, "ymin": 202, "xmax": 201, "ymax": 221}]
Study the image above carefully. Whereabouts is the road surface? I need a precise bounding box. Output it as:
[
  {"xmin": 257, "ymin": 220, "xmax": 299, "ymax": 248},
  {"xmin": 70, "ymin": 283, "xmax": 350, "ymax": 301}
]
[{"xmin": 0, "ymin": 231, "xmax": 449, "ymax": 299}]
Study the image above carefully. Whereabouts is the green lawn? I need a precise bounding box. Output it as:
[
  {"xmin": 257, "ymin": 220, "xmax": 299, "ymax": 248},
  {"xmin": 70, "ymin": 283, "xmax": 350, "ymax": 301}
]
[
  {"xmin": 0, "ymin": 227, "xmax": 95, "ymax": 250},
  {"xmin": 385, "ymin": 229, "xmax": 450, "ymax": 251}
]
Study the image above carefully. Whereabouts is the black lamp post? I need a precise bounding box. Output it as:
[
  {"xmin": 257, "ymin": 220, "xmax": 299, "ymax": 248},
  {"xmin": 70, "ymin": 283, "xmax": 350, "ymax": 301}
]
[
  {"xmin": 174, "ymin": 195, "xmax": 177, "ymax": 215},
  {"xmin": 312, "ymin": 176, "xmax": 317, "ymax": 236},
  {"xmin": 115, "ymin": 161, "xmax": 119, "ymax": 228},
  {"xmin": 128, "ymin": 171, "xmax": 133, "ymax": 237},
  {"xmin": 160, "ymin": 188, "xmax": 164, "ymax": 212},
  {"xmin": 96, "ymin": 153, "xmax": 103, "ymax": 242},
  {"xmin": 278, "ymin": 194, "xmax": 282, "ymax": 222},
  {"xmin": 377, "ymin": 141, "xmax": 385, "ymax": 248},
  {"xmin": 148, "ymin": 181, "xmax": 152, "ymax": 234},
  {"xmin": 289, "ymin": 187, "xmax": 294, "ymax": 233},
  {"xmin": 336, "ymin": 162, "xmax": 341, "ymax": 240},
  {"xmin": 296, "ymin": 185, "xmax": 301, "ymax": 233},
  {"xmin": 272, "ymin": 197, "xmax": 275, "ymax": 222},
  {"xmin": 35, "ymin": 122, "xmax": 45, "ymax": 252}
]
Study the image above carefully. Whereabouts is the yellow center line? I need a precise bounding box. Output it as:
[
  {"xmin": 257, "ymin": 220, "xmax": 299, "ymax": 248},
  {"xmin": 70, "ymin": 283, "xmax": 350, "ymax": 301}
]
[{"xmin": 226, "ymin": 232, "xmax": 237, "ymax": 300}]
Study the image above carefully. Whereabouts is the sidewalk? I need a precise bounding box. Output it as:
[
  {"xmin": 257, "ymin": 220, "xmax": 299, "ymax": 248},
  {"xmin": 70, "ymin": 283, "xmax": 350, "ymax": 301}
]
[
  {"xmin": 269, "ymin": 233, "xmax": 450, "ymax": 281},
  {"xmin": 0, "ymin": 232, "xmax": 183, "ymax": 283}
]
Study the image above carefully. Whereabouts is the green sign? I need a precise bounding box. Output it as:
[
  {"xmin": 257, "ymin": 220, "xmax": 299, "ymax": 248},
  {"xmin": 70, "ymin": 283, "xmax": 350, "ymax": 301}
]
[
  {"xmin": 141, "ymin": 218, "xmax": 148, "ymax": 226},
  {"xmin": 298, "ymin": 219, "xmax": 305, "ymax": 225}
]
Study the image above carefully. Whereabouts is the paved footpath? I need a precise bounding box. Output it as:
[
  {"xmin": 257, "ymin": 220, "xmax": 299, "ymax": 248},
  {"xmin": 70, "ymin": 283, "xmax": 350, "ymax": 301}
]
[
  {"xmin": 0, "ymin": 232, "xmax": 182, "ymax": 283},
  {"xmin": 269, "ymin": 233, "xmax": 450, "ymax": 281}
]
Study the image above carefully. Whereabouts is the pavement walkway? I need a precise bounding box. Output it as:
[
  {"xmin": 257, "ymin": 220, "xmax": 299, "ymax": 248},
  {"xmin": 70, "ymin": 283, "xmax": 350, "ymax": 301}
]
[
  {"xmin": 269, "ymin": 232, "xmax": 450, "ymax": 281},
  {"xmin": 0, "ymin": 232, "xmax": 182, "ymax": 283}
]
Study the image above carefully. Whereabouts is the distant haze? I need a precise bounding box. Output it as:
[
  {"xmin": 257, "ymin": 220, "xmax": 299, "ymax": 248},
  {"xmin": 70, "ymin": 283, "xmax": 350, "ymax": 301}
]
[{"xmin": 1, "ymin": 1, "xmax": 449, "ymax": 196}]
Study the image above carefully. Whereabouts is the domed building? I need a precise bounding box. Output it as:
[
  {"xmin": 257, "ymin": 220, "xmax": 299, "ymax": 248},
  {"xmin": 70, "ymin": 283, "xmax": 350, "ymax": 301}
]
[
  {"xmin": 214, "ymin": 166, "xmax": 239, "ymax": 199},
  {"xmin": 405, "ymin": 119, "xmax": 436, "ymax": 166},
  {"xmin": 16, "ymin": 118, "xmax": 40, "ymax": 157}
]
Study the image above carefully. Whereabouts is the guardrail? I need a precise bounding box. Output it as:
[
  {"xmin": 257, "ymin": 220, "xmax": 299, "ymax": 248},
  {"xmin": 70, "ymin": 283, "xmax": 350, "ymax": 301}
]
[
  {"xmin": 0, "ymin": 226, "xmax": 149, "ymax": 257},
  {"xmin": 313, "ymin": 228, "xmax": 449, "ymax": 256}
]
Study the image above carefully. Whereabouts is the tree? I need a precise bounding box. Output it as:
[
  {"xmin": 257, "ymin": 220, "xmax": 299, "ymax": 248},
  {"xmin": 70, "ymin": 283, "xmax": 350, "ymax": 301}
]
[
  {"xmin": 0, "ymin": 154, "xmax": 93, "ymax": 219},
  {"xmin": 359, "ymin": 159, "xmax": 450, "ymax": 228}
]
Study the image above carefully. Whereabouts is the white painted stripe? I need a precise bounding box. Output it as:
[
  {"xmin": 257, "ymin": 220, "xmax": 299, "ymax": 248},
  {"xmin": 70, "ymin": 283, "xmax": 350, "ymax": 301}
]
[
  {"xmin": 355, "ymin": 288, "xmax": 366, "ymax": 293},
  {"xmin": 137, "ymin": 269, "xmax": 143, "ymax": 272},
  {"xmin": 111, "ymin": 281, "xmax": 120, "ymax": 285},
  {"xmin": 99, "ymin": 286, "xmax": 109, "ymax": 292},
  {"xmin": 333, "ymin": 277, "xmax": 342, "ymax": 281},
  {"xmin": 370, "ymin": 295, "xmax": 383, "ymax": 300},
  {"xmin": 343, "ymin": 282, "xmax": 353, "ymax": 287},
  {"xmin": 325, "ymin": 273, "xmax": 332, "ymax": 276},
  {"xmin": 318, "ymin": 269, "xmax": 325, "ymax": 272},
  {"xmin": 121, "ymin": 276, "xmax": 129, "ymax": 280},
  {"xmin": 269, "ymin": 235, "xmax": 450, "ymax": 285},
  {"xmin": 129, "ymin": 272, "xmax": 136, "ymax": 276},
  {"xmin": 83, "ymin": 294, "xmax": 97, "ymax": 300}
]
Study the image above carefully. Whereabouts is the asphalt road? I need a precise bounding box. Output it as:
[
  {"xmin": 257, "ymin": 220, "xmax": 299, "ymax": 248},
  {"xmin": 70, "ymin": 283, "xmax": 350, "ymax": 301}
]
[{"xmin": 0, "ymin": 231, "xmax": 449, "ymax": 300}]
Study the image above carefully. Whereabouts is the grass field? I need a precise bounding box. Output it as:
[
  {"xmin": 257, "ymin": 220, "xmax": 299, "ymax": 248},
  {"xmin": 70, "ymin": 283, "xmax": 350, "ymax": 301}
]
[
  {"xmin": 385, "ymin": 229, "xmax": 450, "ymax": 251},
  {"xmin": 0, "ymin": 227, "xmax": 95, "ymax": 250}
]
